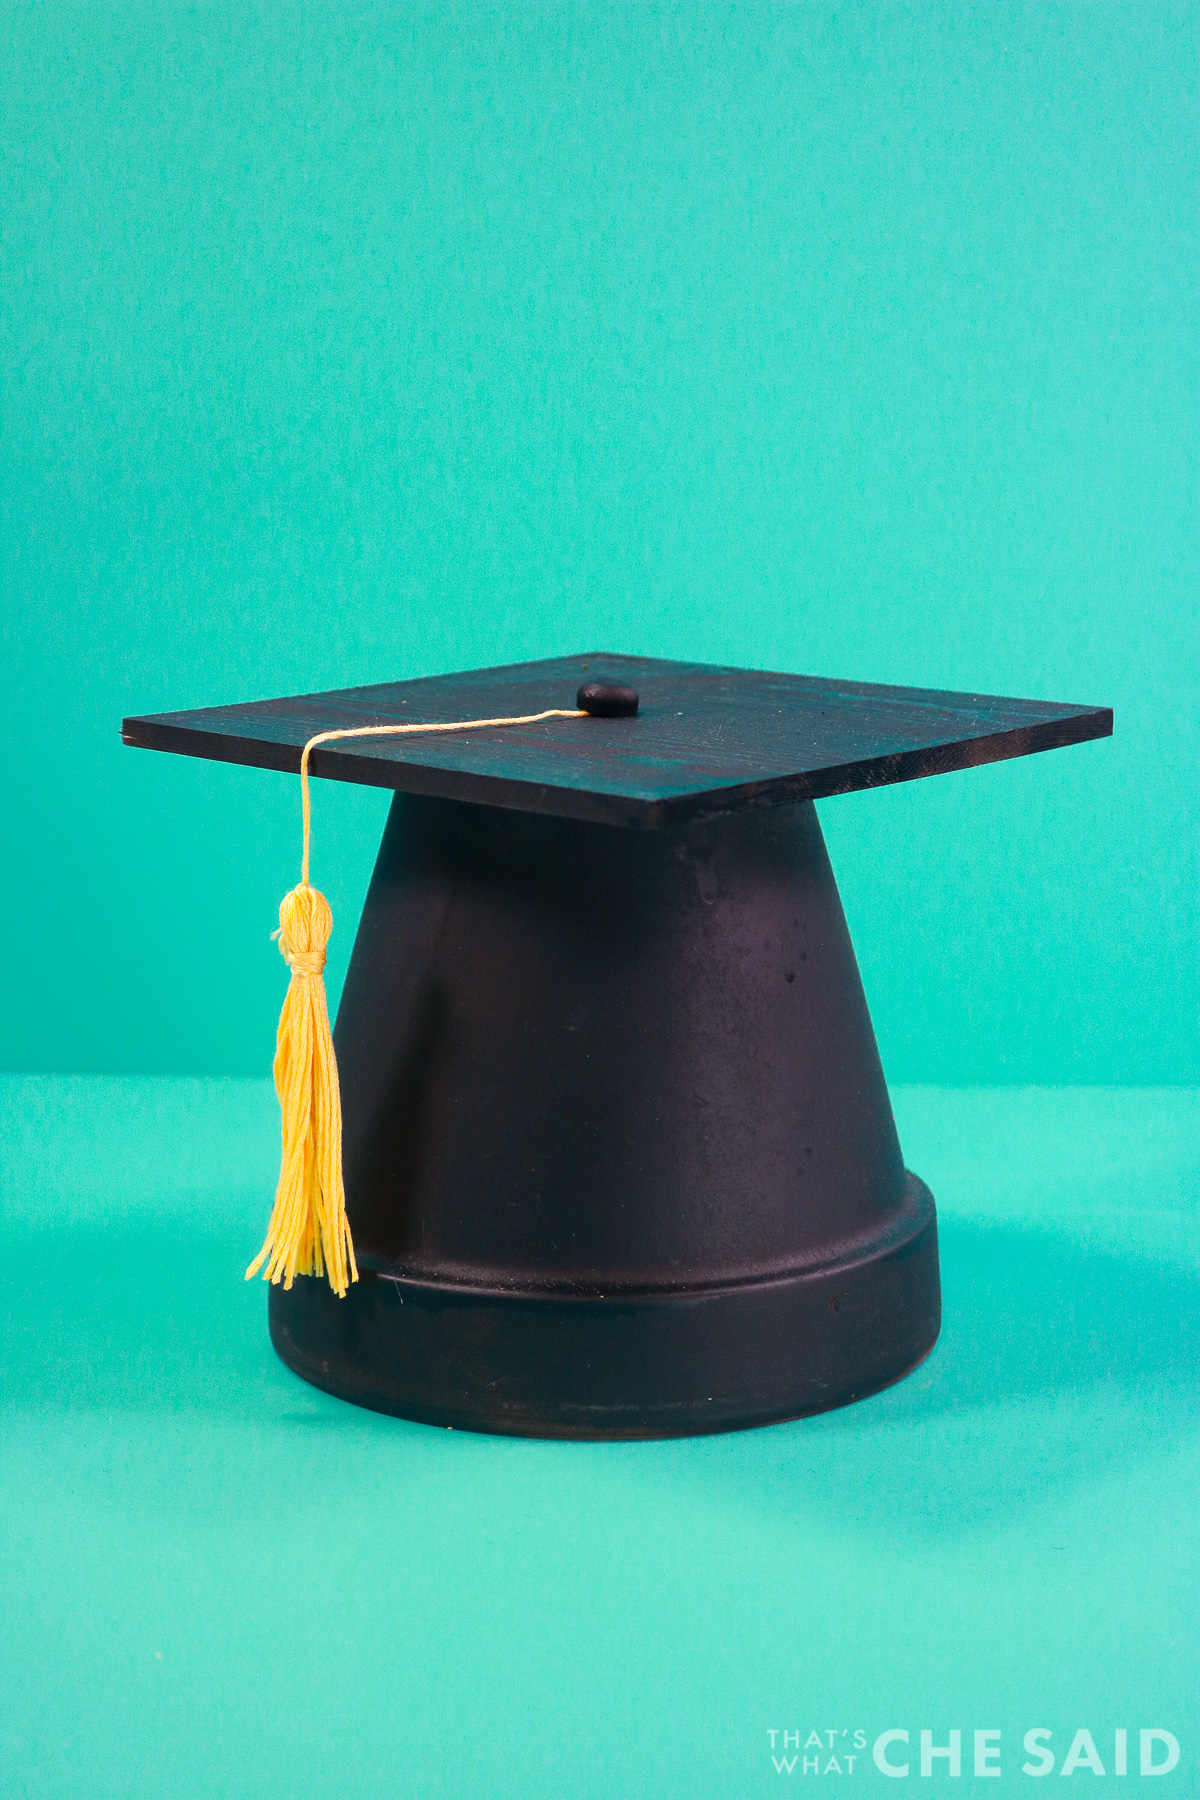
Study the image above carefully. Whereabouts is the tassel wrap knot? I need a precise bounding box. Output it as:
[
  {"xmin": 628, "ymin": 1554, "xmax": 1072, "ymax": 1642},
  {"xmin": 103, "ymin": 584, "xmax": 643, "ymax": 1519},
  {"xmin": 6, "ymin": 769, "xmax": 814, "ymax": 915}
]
[{"xmin": 278, "ymin": 892, "xmax": 329, "ymax": 978}]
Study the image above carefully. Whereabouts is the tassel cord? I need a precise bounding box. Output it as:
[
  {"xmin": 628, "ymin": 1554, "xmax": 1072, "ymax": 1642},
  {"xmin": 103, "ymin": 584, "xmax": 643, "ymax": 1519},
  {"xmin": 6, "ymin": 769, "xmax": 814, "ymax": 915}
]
[
  {"xmin": 297, "ymin": 710, "xmax": 585, "ymax": 887},
  {"xmin": 249, "ymin": 706, "xmax": 586, "ymax": 1296}
]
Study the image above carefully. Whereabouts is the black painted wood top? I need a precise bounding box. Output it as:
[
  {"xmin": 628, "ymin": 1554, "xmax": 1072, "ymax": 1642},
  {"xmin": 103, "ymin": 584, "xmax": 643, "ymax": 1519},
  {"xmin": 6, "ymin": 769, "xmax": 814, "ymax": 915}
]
[{"xmin": 122, "ymin": 653, "xmax": 1112, "ymax": 828}]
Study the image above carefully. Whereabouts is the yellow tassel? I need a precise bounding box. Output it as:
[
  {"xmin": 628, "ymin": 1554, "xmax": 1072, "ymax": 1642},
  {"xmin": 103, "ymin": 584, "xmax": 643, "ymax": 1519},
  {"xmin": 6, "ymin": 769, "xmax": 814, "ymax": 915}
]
[
  {"xmin": 246, "ymin": 882, "xmax": 357, "ymax": 1296},
  {"xmin": 247, "ymin": 708, "xmax": 585, "ymax": 1297}
]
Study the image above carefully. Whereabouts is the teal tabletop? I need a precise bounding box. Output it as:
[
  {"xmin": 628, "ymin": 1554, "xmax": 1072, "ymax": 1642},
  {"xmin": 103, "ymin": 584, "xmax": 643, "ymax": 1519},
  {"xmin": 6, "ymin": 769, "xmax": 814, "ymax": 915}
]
[{"xmin": 2, "ymin": 1077, "xmax": 1195, "ymax": 1798}]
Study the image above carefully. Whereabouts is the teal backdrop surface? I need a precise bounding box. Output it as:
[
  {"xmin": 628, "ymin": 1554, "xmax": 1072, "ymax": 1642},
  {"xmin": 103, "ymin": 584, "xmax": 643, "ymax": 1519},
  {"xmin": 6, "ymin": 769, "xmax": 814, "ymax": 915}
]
[
  {"xmin": 2, "ymin": 2, "xmax": 1196, "ymax": 1083},
  {"xmin": 2, "ymin": 1075, "xmax": 1197, "ymax": 1797},
  {"xmin": 2, "ymin": 11, "xmax": 1198, "ymax": 1800}
]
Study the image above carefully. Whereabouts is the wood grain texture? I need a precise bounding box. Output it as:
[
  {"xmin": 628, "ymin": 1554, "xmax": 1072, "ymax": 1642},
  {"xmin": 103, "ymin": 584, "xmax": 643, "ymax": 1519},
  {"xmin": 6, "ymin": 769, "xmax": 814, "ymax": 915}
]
[{"xmin": 121, "ymin": 652, "xmax": 1112, "ymax": 828}]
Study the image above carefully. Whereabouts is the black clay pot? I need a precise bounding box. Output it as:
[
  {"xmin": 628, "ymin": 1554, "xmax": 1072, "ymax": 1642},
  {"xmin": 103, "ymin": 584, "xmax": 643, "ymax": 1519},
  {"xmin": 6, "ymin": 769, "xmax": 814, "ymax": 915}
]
[{"xmin": 270, "ymin": 792, "xmax": 940, "ymax": 1437}]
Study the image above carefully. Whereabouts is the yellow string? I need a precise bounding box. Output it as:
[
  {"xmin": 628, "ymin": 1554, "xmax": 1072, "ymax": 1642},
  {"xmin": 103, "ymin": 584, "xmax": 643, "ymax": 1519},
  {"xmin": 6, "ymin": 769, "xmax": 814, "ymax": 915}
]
[{"xmin": 247, "ymin": 708, "xmax": 586, "ymax": 1296}]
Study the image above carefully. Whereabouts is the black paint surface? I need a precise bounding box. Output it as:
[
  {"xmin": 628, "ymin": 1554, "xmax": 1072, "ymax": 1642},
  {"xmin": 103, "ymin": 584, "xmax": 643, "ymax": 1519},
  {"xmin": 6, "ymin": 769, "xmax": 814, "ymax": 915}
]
[
  {"xmin": 269, "ymin": 793, "xmax": 941, "ymax": 1435},
  {"xmin": 122, "ymin": 652, "xmax": 1111, "ymax": 828}
]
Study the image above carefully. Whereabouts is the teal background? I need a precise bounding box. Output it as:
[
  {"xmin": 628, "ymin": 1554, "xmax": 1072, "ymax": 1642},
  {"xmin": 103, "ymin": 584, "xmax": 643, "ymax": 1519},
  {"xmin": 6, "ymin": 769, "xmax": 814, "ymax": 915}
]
[
  {"xmin": 2, "ymin": 1077, "xmax": 1197, "ymax": 1796},
  {"xmin": 2, "ymin": 3, "xmax": 1196, "ymax": 1082},
  {"xmin": 2, "ymin": 10, "xmax": 1198, "ymax": 1800}
]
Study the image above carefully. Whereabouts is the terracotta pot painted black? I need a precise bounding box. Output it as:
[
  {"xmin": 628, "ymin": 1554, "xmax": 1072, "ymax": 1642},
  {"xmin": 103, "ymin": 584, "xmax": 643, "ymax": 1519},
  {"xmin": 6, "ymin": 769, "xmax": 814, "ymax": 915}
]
[{"xmin": 270, "ymin": 792, "xmax": 940, "ymax": 1437}]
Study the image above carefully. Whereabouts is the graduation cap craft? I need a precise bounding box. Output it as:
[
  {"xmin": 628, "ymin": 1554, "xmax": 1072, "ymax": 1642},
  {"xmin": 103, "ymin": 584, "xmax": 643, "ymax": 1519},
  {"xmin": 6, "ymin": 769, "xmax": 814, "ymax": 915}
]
[{"xmin": 123, "ymin": 654, "xmax": 1111, "ymax": 1439}]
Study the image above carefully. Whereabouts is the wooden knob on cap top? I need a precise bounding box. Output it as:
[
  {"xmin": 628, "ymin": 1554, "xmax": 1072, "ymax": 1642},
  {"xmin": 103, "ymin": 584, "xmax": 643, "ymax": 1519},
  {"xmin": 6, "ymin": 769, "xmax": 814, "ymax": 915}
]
[{"xmin": 577, "ymin": 682, "xmax": 639, "ymax": 718}]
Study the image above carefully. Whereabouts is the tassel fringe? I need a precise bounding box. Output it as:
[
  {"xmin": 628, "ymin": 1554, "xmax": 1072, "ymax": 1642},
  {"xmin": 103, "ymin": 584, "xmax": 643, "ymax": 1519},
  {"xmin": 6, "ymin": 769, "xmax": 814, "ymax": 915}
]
[{"xmin": 246, "ymin": 883, "xmax": 358, "ymax": 1296}]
